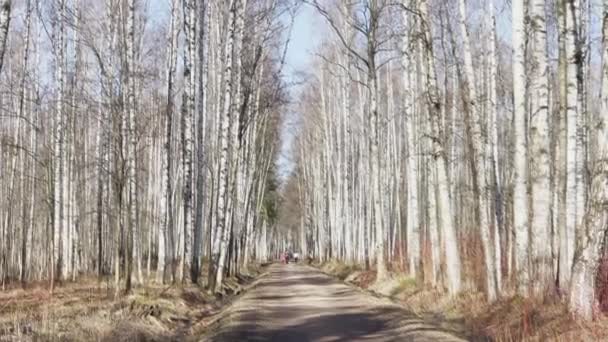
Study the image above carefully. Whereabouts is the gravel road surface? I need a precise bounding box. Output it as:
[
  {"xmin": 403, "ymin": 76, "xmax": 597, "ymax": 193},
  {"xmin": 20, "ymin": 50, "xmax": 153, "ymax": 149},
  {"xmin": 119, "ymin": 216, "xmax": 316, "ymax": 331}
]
[{"xmin": 202, "ymin": 264, "xmax": 467, "ymax": 341}]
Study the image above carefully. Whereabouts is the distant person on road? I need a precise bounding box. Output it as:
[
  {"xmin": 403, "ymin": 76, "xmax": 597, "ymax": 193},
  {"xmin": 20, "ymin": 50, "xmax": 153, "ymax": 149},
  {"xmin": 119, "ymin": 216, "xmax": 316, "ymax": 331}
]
[
  {"xmin": 293, "ymin": 252, "xmax": 300, "ymax": 263},
  {"xmin": 282, "ymin": 251, "xmax": 290, "ymax": 264}
]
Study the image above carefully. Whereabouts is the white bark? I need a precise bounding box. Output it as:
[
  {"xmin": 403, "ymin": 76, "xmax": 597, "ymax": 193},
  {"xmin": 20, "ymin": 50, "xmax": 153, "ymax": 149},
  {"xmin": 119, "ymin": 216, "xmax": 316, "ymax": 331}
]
[
  {"xmin": 52, "ymin": 0, "xmax": 66, "ymax": 289},
  {"xmin": 366, "ymin": 0, "xmax": 387, "ymax": 282},
  {"xmin": 512, "ymin": 0, "xmax": 530, "ymax": 296},
  {"xmin": 575, "ymin": 0, "xmax": 587, "ymax": 232},
  {"xmin": 211, "ymin": 0, "xmax": 237, "ymax": 293},
  {"xmin": 126, "ymin": 0, "xmax": 137, "ymax": 292},
  {"xmin": 564, "ymin": 0, "xmax": 580, "ymax": 287},
  {"xmin": 0, "ymin": 0, "xmax": 10, "ymax": 74},
  {"xmin": 180, "ymin": 0, "xmax": 196, "ymax": 283},
  {"xmin": 419, "ymin": 0, "xmax": 461, "ymax": 294},
  {"xmin": 19, "ymin": 0, "xmax": 32, "ymax": 285},
  {"xmin": 486, "ymin": 0, "xmax": 502, "ymax": 293},
  {"xmin": 457, "ymin": 0, "xmax": 497, "ymax": 301},
  {"xmin": 557, "ymin": 0, "xmax": 570, "ymax": 289},
  {"xmin": 158, "ymin": 0, "xmax": 179, "ymax": 284},
  {"xmin": 427, "ymin": 151, "xmax": 440, "ymax": 286},
  {"xmin": 529, "ymin": 0, "xmax": 553, "ymax": 295},
  {"xmin": 401, "ymin": 3, "xmax": 420, "ymax": 277},
  {"xmin": 192, "ymin": 0, "xmax": 207, "ymax": 284},
  {"xmin": 568, "ymin": 1, "xmax": 608, "ymax": 319}
]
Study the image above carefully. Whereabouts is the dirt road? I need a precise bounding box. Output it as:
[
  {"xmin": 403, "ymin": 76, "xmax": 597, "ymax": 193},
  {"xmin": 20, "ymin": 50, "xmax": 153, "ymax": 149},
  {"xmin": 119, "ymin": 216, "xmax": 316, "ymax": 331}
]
[{"xmin": 201, "ymin": 264, "xmax": 467, "ymax": 341}]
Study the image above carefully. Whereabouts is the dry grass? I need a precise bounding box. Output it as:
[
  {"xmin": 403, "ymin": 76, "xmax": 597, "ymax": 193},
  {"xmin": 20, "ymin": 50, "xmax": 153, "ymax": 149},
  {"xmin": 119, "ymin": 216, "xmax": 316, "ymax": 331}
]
[
  {"xmin": 465, "ymin": 296, "xmax": 608, "ymax": 341},
  {"xmin": 319, "ymin": 260, "xmax": 361, "ymax": 280},
  {"xmin": 0, "ymin": 265, "xmax": 265, "ymax": 341},
  {"xmin": 316, "ymin": 260, "xmax": 608, "ymax": 341}
]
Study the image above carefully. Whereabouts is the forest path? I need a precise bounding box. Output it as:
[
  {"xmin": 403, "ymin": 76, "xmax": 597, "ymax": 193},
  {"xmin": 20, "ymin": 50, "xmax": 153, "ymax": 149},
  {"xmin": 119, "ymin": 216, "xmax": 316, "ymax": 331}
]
[{"xmin": 200, "ymin": 264, "xmax": 467, "ymax": 341}]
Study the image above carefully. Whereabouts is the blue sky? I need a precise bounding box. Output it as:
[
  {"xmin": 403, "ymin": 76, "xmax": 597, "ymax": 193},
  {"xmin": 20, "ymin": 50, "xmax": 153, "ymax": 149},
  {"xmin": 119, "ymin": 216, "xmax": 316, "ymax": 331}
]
[
  {"xmin": 283, "ymin": 4, "xmax": 319, "ymax": 78},
  {"xmin": 277, "ymin": 3, "xmax": 322, "ymax": 182}
]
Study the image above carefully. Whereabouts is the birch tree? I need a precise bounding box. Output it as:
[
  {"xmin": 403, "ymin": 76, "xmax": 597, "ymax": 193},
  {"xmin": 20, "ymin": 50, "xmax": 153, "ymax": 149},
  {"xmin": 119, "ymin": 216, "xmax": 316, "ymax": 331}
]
[
  {"xmin": 486, "ymin": 0, "xmax": 502, "ymax": 294},
  {"xmin": 401, "ymin": 0, "xmax": 420, "ymax": 278},
  {"xmin": 557, "ymin": 0, "xmax": 570, "ymax": 289},
  {"xmin": 125, "ymin": 0, "xmax": 137, "ymax": 293},
  {"xmin": 568, "ymin": 0, "xmax": 608, "ymax": 319},
  {"xmin": 529, "ymin": 0, "xmax": 553, "ymax": 296},
  {"xmin": 52, "ymin": 0, "xmax": 67, "ymax": 291},
  {"xmin": 180, "ymin": 0, "xmax": 196, "ymax": 283},
  {"xmin": 512, "ymin": 0, "xmax": 530, "ymax": 296},
  {"xmin": 158, "ymin": 0, "xmax": 180, "ymax": 284},
  {"xmin": 18, "ymin": 0, "xmax": 33, "ymax": 287},
  {"xmin": 0, "ymin": 0, "xmax": 9, "ymax": 74},
  {"xmin": 564, "ymin": 0, "xmax": 581, "ymax": 290},
  {"xmin": 209, "ymin": 0, "xmax": 237, "ymax": 293},
  {"xmin": 457, "ymin": 0, "xmax": 498, "ymax": 301},
  {"xmin": 418, "ymin": 0, "xmax": 461, "ymax": 294},
  {"xmin": 192, "ymin": 0, "xmax": 208, "ymax": 285}
]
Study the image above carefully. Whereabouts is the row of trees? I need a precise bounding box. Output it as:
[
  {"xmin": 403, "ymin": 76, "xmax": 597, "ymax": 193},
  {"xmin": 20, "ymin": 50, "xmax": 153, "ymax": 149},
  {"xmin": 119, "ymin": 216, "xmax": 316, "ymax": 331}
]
[
  {"xmin": 0, "ymin": 0, "xmax": 291, "ymax": 294},
  {"xmin": 285, "ymin": 0, "xmax": 608, "ymax": 320}
]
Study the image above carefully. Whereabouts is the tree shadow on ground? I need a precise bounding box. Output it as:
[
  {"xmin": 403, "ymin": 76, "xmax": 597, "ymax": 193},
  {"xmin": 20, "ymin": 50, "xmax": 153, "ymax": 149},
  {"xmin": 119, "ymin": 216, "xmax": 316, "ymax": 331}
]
[
  {"xmin": 203, "ymin": 265, "xmax": 468, "ymax": 342},
  {"xmin": 209, "ymin": 307, "xmax": 464, "ymax": 342}
]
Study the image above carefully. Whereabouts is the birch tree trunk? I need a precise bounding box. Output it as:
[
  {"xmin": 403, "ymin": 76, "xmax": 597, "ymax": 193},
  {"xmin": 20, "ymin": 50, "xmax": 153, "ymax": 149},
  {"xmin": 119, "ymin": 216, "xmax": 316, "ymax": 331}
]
[
  {"xmin": 96, "ymin": 85, "xmax": 107, "ymax": 281},
  {"xmin": 529, "ymin": 0, "xmax": 553, "ymax": 296},
  {"xmin": 125, "ymin": 0, "xmax": 137, "ymax": 293},
  {"xmin": 19, "ymin": 0, "xmax": 32, "ymax": 287},
  {"xmin": 52, "ymin": 0, "xmax": 66, "ymax": 292},
  {"xmin": 158, "ymin": 0, "xmax": 179, "ymax": 285},
  {"xmin": 180, "ymin": 0, "xmax": 196, "ymax": 283},
  {"xmin": 419, "ymin": 0, "xmax": 461, "ymax": 295},
  {"xmin": 557, "ymin": 0, "xmax": 570, "ymax": 289},
  {"xmin": 486, "ymin": 0, "xmax": 502, "ymax": 292},
  {"xmin": 568, "ymin": 0, "xmax": 608, "ymax": 319},
  {"xmin": 401, "ymin": 2, "xmax": 420, "ymax": 278},
  {"xmin": 366, "ymin": 0, "xmax": 387, "ymax": 283},
  {"xmin": 564, "ymin": 0, "xmax": 581, "ymax": 290},
  {"xmin": 457, "ymin": 0, "xmax": 497, "ymax": 301},
  {"xmin": 0, "ymin": 0, "xmax": 10, "ymax": 74},
  {"xmin": 192, "ymin": 0, "xmax": 207, "ymax": 285},
  {"xmin": 427, "ymin": 147, "xmax": 440, "ymax": 286},
  {"xmin": 210, "ymin": 0, "xmax": 237, "ymax": 293},
  {"xmin": 512, "ymin": 0, "xmax": 530, "ymax": 296},
  {"xmin": 574, "ymin": 0, "xmax": 587, "ymax": 234}
]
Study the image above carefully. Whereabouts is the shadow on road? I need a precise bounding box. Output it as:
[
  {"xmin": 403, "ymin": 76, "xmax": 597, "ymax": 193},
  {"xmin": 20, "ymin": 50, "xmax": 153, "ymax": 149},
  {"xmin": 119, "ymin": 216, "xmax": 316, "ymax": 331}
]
[{"xmin": 203, "ymin": 265, "xmax": 466, "ymax": 342}]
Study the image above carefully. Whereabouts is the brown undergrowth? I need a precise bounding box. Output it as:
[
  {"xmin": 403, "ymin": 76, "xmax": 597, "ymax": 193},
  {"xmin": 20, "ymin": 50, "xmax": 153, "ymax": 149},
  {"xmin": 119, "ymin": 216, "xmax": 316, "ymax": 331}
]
[
  {"xmin": 316, "ymin": 260, "xmax": 608, "ymax": 341},
  {"xmin": 0, "ymin": 264, "xmax": 265, "ymax": 341}
]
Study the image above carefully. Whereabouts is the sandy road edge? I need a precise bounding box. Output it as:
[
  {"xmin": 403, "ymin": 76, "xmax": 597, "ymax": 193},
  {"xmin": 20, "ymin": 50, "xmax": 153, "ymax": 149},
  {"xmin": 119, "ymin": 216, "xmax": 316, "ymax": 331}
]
[
  {"xmin": 189, "ymin": 269, "xmax": 271, "ymax": 336},
  {"xmin": 307, "ymin": 264, "xmax": 475, "ymax": 339},
  {"xmin": 305, "ymin": 265, "xmax": 411, "ymax": 307}
]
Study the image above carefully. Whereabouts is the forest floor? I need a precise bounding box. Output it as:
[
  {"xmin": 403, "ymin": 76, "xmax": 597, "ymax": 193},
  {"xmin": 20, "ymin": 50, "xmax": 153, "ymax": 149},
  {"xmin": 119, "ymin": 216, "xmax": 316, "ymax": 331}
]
[
  {"xmin": 0, "ymin": 264, "xmax": 266, "ymax": 341},
  {"xmin": 316, "ymin": 260, "xmax": 608, "ymax": 341},
  {"xmin": 200, "ymin": 263, "xmax": 467, "ymax": 341}
]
